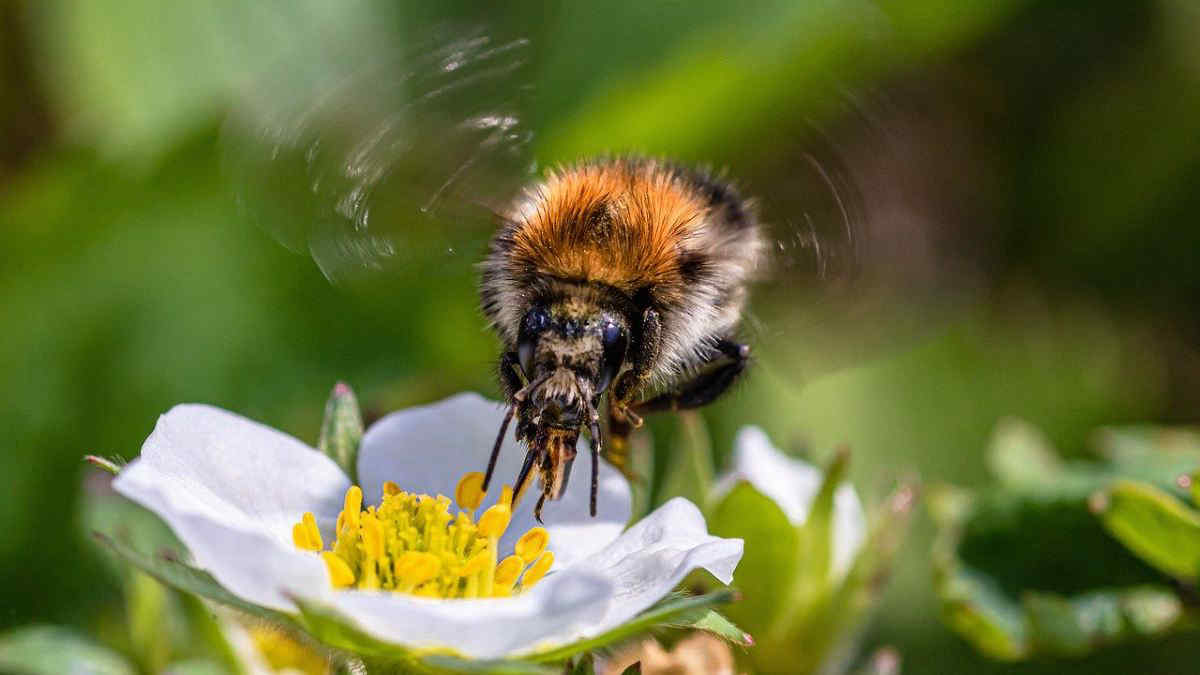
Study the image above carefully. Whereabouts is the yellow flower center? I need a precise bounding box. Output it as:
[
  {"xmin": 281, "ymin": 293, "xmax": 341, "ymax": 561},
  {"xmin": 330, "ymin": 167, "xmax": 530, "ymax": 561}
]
[{"xmin": 291, "ymin": 473, "xmax": 553, "ymax": 599}]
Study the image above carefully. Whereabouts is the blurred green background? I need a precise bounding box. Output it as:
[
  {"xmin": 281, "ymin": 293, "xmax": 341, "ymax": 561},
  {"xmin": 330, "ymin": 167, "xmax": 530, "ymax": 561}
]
[{"xmin": 2, "ymin": 0, "xmax": 1199, "ymax": 672}]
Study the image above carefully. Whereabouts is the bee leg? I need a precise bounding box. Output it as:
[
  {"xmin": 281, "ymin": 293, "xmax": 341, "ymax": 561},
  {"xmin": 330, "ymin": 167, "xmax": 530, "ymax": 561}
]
[
  {"xmin": 498, "ymin": 350, "xmax": 525, "ymax": 398},
  {"xmin": 587, "ymin": 412, "xmax": 602, "ymax": 517},
  {"xmin": 635, "ymin": 338, "xmax": 750, "ymax": 413},
  {"xmin": 605, "ymin": 308, "xmax": 662, "ymax": 481}
]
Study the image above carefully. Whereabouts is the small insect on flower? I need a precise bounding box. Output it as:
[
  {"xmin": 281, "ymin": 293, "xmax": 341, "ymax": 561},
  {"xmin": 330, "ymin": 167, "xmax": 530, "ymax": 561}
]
[{"xmin": 481, "ymin": 159, "xmax": 763, "ymax": 521}]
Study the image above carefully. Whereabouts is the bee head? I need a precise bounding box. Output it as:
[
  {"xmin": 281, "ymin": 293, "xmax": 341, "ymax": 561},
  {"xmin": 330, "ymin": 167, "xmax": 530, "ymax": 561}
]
[
  {"xmin": 516, "ymin": 301, "xmax": 630, "ymax": 410},
  {"xmin": 504, "ymin": 300, "xmax": 629, "ymax": 515}
]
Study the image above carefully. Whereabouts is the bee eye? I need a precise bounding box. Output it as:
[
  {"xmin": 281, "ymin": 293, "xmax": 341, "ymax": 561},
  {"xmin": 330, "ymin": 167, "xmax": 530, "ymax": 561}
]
[
  {"xmin": 597, "ymin": 321, "xmax": 628, "ymax": 394},
  {"xmin": 518, "ymin": 306, "xmax": 550, "ymax": 376}
]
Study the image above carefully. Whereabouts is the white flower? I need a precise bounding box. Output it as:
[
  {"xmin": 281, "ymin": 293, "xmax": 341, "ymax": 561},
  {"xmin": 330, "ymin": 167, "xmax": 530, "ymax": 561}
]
[
  {"xmin": 112, "ymin": 393, "xmax": 742, "ymax": 659},
  {"xmin": 714, "ymin": 426, "xmax": 865, "ymax": 578}
]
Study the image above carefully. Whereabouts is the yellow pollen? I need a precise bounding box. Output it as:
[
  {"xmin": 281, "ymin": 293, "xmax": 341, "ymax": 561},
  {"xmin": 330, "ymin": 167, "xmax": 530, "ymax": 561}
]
[
  {"xmin": 515, "ymin": 527, "xmax": 549, "ymax": 561},
  {"xmin": 460, "ymin": 550, "xmax": 491, "ymax": 577},
  {"xmin": 477, "ymin": 503, "xmax": 512, "ymax": 538},
  {"xmin": 343, "ymin": 486, "xmax": 362, "ymax": 531},
  {"xmin": 395, "ymin": 551, "xmax": 442, "ymax": 588},
  {"xmin": 456, "ymin": 471, "xmax": 487, "ymax": 510},
  {"xmin": 495, "ymin": 555, "xmax": 524, "ymax": 586},
  {"xmin": 522, "ymin": 551, "xmax": 554, "ymax": 589},
  {"xmin": 322, "ymin": 551, "xmax": 355, "ymax": 588},
  {"xmin": 291, "ymin": 512, "xmax": 323, "ymax": 551},
  {"xmin": 292, "ymin": 476, "xmax": 552, "ymax": 599}
]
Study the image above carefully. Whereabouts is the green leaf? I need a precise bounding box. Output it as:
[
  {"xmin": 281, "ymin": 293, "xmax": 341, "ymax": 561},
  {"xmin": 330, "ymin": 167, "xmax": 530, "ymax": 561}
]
[
  {"xmin": 568, "ymin": 654, "xmax": 596, "ymax": 675},
  {"xmin": 0, "ymin": 625, "xmax": 136, "ymax": 675},
  {"xmin": 931, "ymin": 422, "xmax": 1200, "ymax": 662},
  {"xmin": 708, "ymin": 482, "xmax": 799, "ymax": 634},
  {"xmin": 161, "ymin": 660, "xmax": 229, "ymax": 675},
  {"xmin": 1022, "ymin": 587, "xmax": 1183, "ymax": 657},
  {"xmin": 1093, "ymin": 479, "xmax": 1200, "ymax": 582},
  {"xmin": 688, "ymin": 610, "xmax": 751, "ymax": 646},
  {"xmin": 985, "ymin": 418, "xmax": 1063, "ymax": 488},
  {"xmin": 657, "ymin": 412, "xmax": 715, "ymax": 515},
  {"xmin": 318, "ymin": 382, "xmax": 364, "ymax": 484},
  {"xmin": 127, "ymin": 571, "xmax": 172, "ymax": 674}
]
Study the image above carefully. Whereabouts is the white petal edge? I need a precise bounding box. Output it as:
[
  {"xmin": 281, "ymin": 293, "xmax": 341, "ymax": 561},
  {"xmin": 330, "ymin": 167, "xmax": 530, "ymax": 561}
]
[
  {"xmin": 541, "ymin": 498, "xmax": 743, "ymax": 647},
  {"xmin": 310, "ymin": 567, "xmax": 614, "ymax": 659},
  {"xmin": 717, "ymin": 426, "xmax": 866, "ymax": 579},
  {"xmin": 113, "ymin": 404, "xmax": 351, "ymax": 610},
  {"xmin": 357, "ymin": 392, "xmax": 632, "ymax": 569}
]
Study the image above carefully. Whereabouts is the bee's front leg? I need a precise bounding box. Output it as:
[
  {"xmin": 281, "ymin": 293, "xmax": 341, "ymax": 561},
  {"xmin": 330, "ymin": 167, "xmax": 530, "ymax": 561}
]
[
  {"xmin": 604, "ymin": 308, "xmax": 662, "ymax": 481},
  {"xmin": 498, "ymin": 350, "xmax": 525, "ymax": 400}
]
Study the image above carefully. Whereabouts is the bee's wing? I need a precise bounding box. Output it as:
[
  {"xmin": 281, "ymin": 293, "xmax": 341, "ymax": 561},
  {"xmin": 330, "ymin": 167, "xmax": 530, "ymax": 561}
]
[
  {"xmin": 739, "ymin": 97, "xmax": 951, "ymax": 381},
  {"xmin": 222, "ymin": 28, "xmax": 536, "ymax": 285}
]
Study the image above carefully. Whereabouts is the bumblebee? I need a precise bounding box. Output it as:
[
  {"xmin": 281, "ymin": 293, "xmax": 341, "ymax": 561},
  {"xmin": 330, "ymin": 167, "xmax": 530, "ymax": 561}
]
[
  {"xmin": 225, "ymin": 31, "xmax": 860, "ymax": 522},
  {"xmin": 480, "ymin": 158, "xmax": 764, "ymax": 520}
]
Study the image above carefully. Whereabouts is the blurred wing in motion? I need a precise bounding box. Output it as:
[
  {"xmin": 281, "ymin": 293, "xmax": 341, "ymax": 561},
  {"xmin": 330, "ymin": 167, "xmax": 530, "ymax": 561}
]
[{"xmin": 222, "ymin": 28, "xmax": 536, "ymax": 285}]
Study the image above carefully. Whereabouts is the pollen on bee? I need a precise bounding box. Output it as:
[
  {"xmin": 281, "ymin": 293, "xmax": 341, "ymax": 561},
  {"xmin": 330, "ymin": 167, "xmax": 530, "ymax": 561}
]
[{"xmin": 291, "ymin": 477, "xmax": 552, "ymax": 599}]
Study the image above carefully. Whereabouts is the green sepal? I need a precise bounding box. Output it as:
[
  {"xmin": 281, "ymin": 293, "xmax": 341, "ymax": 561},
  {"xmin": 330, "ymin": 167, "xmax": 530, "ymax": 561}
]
[
  {"xmin": 708, "ymin": 482, "xmax": 799, "ymax": 634},
  {"xmin": 688, "ymin": 609, "xmax": 751, "ymax": 646},
  {"xmin": 657, "ymin": 412, "xmax": 715, "ymax": 512},
  {"xmin": 290, "ymin": 595, "xmax": 553, "ymax": 674},
  {"xmin": 568, "ymin": 653, "xmax": 597, "ymax": 675},
  {"xmin": 85, "ymin": 454, "xmax": 125, "ymax": 475},
  {"xmin": 529, "ymin": 589, "xmax": 741, "ymax": 663},
  {"xmin": 1093, "ymin": 479, "xmax": 1200, "ymax": 583},
  {"xmin": 0, "ymin": 625, "xmax": 137, "ymax": 675},
  {"xmin": 319, "ymin": 381, "xmax": 364, "ymax": 484}
]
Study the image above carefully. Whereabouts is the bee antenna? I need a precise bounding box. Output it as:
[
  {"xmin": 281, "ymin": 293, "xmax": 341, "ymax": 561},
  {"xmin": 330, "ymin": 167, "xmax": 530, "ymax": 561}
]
[
  {"xmin": 483, "ymin": 405, "xmax": 514, "ymax": 491},
  {"xmin": 483, "ymin": 372, "xmax": 551, "ymax": 491},
  {"xmin": 579, "ymin": 389, "xmax": 602, "ymax": 518}
]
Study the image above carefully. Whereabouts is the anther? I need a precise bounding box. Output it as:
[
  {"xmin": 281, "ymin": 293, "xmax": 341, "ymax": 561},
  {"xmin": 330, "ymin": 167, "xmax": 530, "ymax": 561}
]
[
  {"xmin": 321, "ymin": 552, "xmax": 356, "ymax": 588},
  {"xmin": 515, "ymin": 527, "xmax": 549, "ymax": 562},
  {"xmin": 477, "ymin": 503, "xmax": 512, "ymax": 538},
  {"xmin": 455, "ymin": 471, "xmax": 486, "ymax": 511},
  {"xmin": 522, "ymin": 551, "xmax": 554, "ymax": 588}
]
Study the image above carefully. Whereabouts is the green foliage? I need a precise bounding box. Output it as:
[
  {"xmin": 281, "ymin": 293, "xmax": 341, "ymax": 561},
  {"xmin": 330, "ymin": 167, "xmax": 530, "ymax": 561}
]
[
  {"xmin": 709, "ymin": 449, "xmax": 913, "ymax": 674},
  {"xmin": 319, "ymin": 382, "xmax": 365, "ymax": 484},
  {"xmin": 0, "ymin": 626, "xmax": 136, "ymax": 675},
  {"xmin": 932, "ymin": 421, "xmax": 1200, "ymax": 660}
]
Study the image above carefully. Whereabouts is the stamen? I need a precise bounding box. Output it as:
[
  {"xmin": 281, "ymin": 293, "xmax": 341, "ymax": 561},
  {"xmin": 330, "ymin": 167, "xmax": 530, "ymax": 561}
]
[
  {"xmin": 292, "ymin": 475, "xmax": 551, "ymax": 599},
  {"xmin": 477, "ymin": 503, "xmax": 512, "ymax": 538},
  {"xmin": 455, "ymin": 471, "xmax": 486, "ymax": 511},
  {"xmin": 322, "ymin": 551, "xmax": 356, "ymax": 588},
  {"xmin": 342, "ymin": 486, "xmax": 362, "ymax": 531},
  {"xmin": 292, "ymin": 512, "xmax": 323, "ymax": 551},
  {"xmin": 515, "ymin": 526, "xmax": 549, "ymax": 561},
  {"xmin": 522, "ymin": 551, "xmax": 554, "ymax": 589}
]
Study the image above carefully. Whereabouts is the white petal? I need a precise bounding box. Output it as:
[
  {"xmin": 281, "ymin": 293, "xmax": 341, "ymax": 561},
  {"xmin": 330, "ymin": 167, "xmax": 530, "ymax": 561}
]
[
  {"xmin": 357, "ymin": 392, "xmax": 632, "ymax": 568},
  {"xmin": 314, "ymin": 568, "xmax": 614, "ymax": 659},
  {"xmin": 558, "ymin": 498, "xmax": 743, "ymax": 642},
  {"xmin": 719, "ymin": 426, "xmax": 866, "ymax": 578},
  {"xmin": 113, "ymin": 404, "xmax": 351, "ymax": 610}
]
